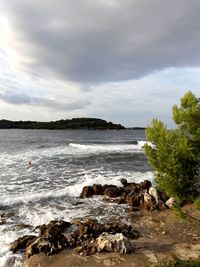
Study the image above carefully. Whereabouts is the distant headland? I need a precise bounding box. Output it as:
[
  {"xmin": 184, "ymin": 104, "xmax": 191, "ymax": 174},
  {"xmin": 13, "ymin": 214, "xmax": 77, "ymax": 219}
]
[{"xmin": 0, "ymin": 118, "xmax": 127, "ymax": 130}]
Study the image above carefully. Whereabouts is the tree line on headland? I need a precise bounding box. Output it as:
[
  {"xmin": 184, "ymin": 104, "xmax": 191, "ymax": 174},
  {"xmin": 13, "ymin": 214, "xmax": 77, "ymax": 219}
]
[{"xmin": 0, "ymin": 118, "xmax": 125, "ymax": 130}]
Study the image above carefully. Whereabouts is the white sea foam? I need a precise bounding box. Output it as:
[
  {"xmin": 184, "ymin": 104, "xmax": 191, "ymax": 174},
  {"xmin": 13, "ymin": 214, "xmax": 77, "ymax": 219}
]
[{"xmin": 69, "ymin": 142, "xmax": 144, "ymax": 153}]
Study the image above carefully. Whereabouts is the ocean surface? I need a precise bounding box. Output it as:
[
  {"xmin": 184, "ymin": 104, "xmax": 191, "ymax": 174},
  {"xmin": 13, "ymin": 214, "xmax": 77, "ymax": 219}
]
[{"xmin": 0, "ymin": 129, "xmax": 153, "ymax": 266}]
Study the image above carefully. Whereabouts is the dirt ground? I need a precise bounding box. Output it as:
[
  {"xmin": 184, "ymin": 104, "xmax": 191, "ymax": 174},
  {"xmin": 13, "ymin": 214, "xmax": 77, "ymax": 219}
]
[{"xmin": 21, "ymin": 204, "xmax": 200, "ymax": 267}]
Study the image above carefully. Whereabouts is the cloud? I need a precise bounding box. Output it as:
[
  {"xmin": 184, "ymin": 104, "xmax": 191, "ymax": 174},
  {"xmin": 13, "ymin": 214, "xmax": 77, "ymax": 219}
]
[
  {"xmin": 1, "ymin": 0, "xmax": 200, "ymax": 83},
  {"xmin": 0, "ymin": 90, "xmax": 90, "ymax": 111}
]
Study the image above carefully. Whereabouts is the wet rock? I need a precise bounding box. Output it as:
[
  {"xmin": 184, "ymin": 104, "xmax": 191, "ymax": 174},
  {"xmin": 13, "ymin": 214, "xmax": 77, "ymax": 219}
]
[
  {"xmin": 124, "ymin": 183, "xmax": 141, "ymax": 194},
  {"xmin": 126, "ymin": 192, "xmax": 143, "ymax": 207},
  {"xmin": 140, "ymin": 180, "xmax": 152, "ymax": 190},
  {"xmin": 80, "ymin": 186, "xmax": 95, "ymax": 198},
  {"xmin": 104, "ymin": 186, "xmax": 120, "ymax": 198},
  {"xmin": 120, "ymin": 178, "xmax": 128, "ymax": 187},
  {"xmin": 165, "ymin": 197, "xmax": 176, "ymax": 208},
  {"xmin": 114, "ymin": 197, "xmax": 126, "ymax": 204},
  {"xmin": 36, "ymin": 220, "xmax": 71, "ymax": 237},
  {"xmin": 96, "ymin": 233, "xmax": 133, "ymax": 254},
  {"xmin": 25, "ymin": 234, "xmax": 68, "ymax": 258},
  {"xmin": 16, "ymin": 223, "xmax": 33, "ymax": 230},
  {"xmin": 10, "ymin": 235, "xmax": 37, "ymax": 253},
  {"xmin": 92, "ymin": 184, "xmax": 103, "ymax": 195},
  {"xmin": 120, "ymin": 191, "xmax": 127, "ymax": 200}
]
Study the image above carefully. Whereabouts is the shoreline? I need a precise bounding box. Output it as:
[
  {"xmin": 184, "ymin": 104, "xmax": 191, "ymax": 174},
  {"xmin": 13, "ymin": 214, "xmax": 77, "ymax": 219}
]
[
  {"xmin": 20, "ymin": 205, "xmax": 200, "ymax": 267},
  {"xmin": 7, "ymin": 180, "xmax": 200, "ymax": 267}
]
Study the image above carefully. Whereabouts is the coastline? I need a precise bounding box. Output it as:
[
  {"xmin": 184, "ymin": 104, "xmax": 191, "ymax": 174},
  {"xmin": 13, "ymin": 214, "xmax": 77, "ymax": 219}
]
[
  {"xmin": 20, "ymin": 204, "xmax": 200, "ymax": 267},
  {"xmin": 8, "ymin": 180, "xmax": 200, "ymax": 267}
]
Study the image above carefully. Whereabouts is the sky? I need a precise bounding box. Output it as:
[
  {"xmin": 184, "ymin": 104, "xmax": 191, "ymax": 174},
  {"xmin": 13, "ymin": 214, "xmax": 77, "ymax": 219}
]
[{"xmin": 0, "ymin": 0, "xmax": 200, "ymax": 127}]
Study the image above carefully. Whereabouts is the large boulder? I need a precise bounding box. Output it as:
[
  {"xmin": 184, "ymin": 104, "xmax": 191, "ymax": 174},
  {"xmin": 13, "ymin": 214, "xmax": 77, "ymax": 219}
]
[
  {"xmin": 96, "ymin": 232, "xmax": 133, "ymax": 254},
  {"xmin": 80, "ymin": 186, "xmax": 95, "ymax": 198}
]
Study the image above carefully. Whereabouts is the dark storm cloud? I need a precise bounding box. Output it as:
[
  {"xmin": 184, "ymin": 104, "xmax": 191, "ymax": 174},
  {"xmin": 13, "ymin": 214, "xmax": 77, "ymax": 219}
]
[
  {"xmin": 0, "ymin": 90, "xmax": 90, "ymax": 110},
  {"xmin": 2, "ymin": 0, "xmax": 200, "ymax": 83}
]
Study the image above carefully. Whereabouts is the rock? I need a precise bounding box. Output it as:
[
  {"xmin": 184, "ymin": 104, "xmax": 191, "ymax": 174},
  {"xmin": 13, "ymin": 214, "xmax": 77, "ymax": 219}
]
[
  {"xmin": 36, "ymin": 220, "xmax": 71, "ymax": 237},
  {"xmin": 92, "ymin": 184, "xmax": 103, "ymax": 195},
  {"xmin": 149, "ymin": 187, "xmax": 159, "ymax": 203},
  {"xmin": 114, "ymin": 197, "xmax": 126, "ymax": 204},
  {"xmin": 143, "ymin": 192, "xmax": 154, "ymax": 210},
  {"xmin": 165, "ymin": 197, "xmax": 176, "ymax": 208},
  {"xmin": 158, "ymin": 190, "xmax": 169, "ymax": 202},
  {"xmin": 10, "ymin": 235, "xmax": 37, "ymax": 253},
  {"xmin": 175, "ymin": 243, "xmax": 200, "ymax": 261},
  {"xmin": 156, "ymin": 200, "xmax": 166, "ymax": 211},
  {"xmin": 126, "ymin": 192, "xmax": 143, "ymax": 207},
  {"xmin": 73, "ymin": 218, "xmax": 139, "ymax": 240},
  {"xmin": 140, "ymin": 180, "xmax": 152, "ymax": 190},
  {"xmin": 120, "ymin": 178, "xmax": 128, "ymax": 187},
  {"xmin": 96, "ymin": 232, "xmax": 133, "ymax": 254},
  {"xmin": 120, "ymin": 191, "xmax": 127, "ymax": 200},
  {"xmin": 104, "ymin": 186, "xmax": 120, "ymax": 198},
  {"xmin": 74, "ymin": 238, "xmax": 97, "ymax": 256},
  {"xmin": 80, "ymin": 186, "xmax": 95, "ymax": 198},
  {"xmin": 25, "ymin": 234, "xmax": 68, "ymax": 258},
  {"xmin": 124, "ymin": 183, "xmax": 141, "ymax": 194}
]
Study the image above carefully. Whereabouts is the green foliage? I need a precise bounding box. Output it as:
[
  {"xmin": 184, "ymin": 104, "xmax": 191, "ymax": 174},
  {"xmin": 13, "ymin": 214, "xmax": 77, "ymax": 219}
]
[
  {"xmin": 144, "ymin": 91, "xmax": 200, "ymax": 201},
  {"xmin": 162, "ymin": 258, "xmax": 200, "ymax": 267},
  {"xmin": 194, "ymin": 197, "xmax": 200, "ymax": 211},
  {"xmin": 172, "ymin": 202, "xmax": 188, "ymax": 220}
]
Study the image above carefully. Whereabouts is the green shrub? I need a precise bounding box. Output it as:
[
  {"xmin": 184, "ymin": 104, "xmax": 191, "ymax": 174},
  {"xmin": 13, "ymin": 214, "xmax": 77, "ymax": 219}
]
[
  {"xmin": 194, "ymin": 197, "xmax": 200, "ymax": 210},
  {"xmin": 144, "ymin": 92, "xmax": 200, "ymax": 202},
  {"xmin": 162, "ymin": 258, "xmax": 200, "ymax": 267}
]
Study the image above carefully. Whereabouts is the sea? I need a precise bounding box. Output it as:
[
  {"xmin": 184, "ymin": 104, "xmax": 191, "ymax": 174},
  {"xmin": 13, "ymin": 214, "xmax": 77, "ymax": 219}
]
[{"xmin": 0, "ymin": 129, "xmax": 153, "ymax": 267}]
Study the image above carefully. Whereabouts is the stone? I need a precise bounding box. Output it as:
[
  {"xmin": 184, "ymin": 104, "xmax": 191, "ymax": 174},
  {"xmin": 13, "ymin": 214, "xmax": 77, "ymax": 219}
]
[
  {"xmin": 96, "ymin": 232, "xmax": 133, "ymax": 254},
  {"xmin": 10, "ymin": 235, "xmax": 37, "ymax": 253},
  {"xmin": 104, "ymin": 186, "xmax": 120, "ymax": 198},
  {"xmin": 80, "ymin": 186, "xmax": 95, "ymax": 198},
  {"xmin": 143, "ymin": 192, "xmax": 154, "ymax": 210},
  {"xmin": 140, "ymin": 180, "xmax": 152, "ymax": 190},
  {"xmin": 165, "ymin": 197, "xmax": 176, "ymax": 208},
  {"xmin": 126, "ymin": 192, "xmax": 143, "ymax": 207},
  {"xmin": 120, "ymin": 178, "xmax": 128, "ymax": 187},
  {"xmin": 149, "ymin": 187, "xmax": 159, "ymax": 203},
  {"xmin": 92, "ymin": 184, "xmax": 103, "ymax": 195}
]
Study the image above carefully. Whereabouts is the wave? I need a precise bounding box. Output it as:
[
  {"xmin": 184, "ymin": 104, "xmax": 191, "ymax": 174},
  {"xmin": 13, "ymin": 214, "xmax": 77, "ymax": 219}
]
[{"xmin": 69, "ymin": 141, "xmax": 147, "ymax": 153}]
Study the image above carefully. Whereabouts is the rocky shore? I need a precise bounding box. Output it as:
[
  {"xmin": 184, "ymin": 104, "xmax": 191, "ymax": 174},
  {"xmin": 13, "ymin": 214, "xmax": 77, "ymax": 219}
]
[{"xmin": 8, "ymin": 180, "xmax": 200, "ymax": 266}]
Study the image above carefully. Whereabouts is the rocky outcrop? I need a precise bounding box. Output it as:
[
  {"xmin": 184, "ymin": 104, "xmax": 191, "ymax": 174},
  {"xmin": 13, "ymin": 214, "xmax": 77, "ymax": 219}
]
[
  {"xmin": 80, "ymin": 180, "xmax": 170, "ymax": 211},
  {"xmin": 10, "ymin": 235, "xmax": 37, "ymax": 253},
  {"xmin": 80, "ymin": 186, "xmax": 95, "ymax": 198},
  {"xmin": 10, "ymin": 218, "xmax": 139, "ymax": 258}
]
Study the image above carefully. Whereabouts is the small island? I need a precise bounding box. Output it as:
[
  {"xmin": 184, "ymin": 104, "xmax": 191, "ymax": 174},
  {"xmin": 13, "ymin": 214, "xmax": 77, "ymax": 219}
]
[{"xmin": 0, "ymin": 118, "xmax": 125, "ymax": 130}]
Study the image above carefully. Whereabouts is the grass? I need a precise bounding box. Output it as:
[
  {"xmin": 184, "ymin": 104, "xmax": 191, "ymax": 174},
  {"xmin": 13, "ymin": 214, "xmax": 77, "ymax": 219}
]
[
  {"xmin": 194, "ymin": 197, "xmax": 200, "ymax": 211},
  {"xmin": 172, "ymin": 203, "xmax": 188, "ymax": 221},
  {"xmin": 162, "ymin": 258, "xmax": 200, "ymax": 266}
]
